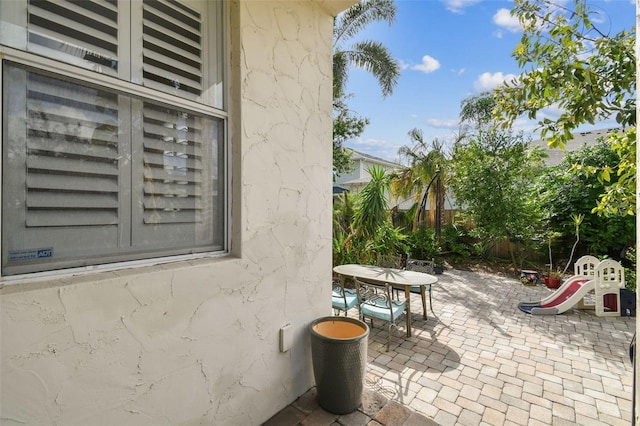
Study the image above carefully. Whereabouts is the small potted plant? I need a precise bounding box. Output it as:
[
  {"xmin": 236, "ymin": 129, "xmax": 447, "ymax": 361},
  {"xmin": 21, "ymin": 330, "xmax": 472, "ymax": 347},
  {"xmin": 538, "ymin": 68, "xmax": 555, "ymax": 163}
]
[
  {"xmin": 543, "ymin": 270, "xmax": 563, "ymax": 289},
  {"xmin": 542, "ymin": 231, "xmax": 563, "ymax": 289}
]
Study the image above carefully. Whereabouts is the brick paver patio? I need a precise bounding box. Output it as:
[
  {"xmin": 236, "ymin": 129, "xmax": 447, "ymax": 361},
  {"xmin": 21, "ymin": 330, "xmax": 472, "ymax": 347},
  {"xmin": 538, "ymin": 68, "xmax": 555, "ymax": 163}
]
[{"xmin": 265, "ymin": 268, "xmax": 635, "ymax": 425}]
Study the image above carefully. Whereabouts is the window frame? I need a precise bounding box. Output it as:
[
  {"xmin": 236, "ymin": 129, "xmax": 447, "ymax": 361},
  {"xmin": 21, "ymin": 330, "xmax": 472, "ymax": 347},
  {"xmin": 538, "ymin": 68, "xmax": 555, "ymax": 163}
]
[{"xmin": 0, "ymin": 0, "xmax": 230, "ymax": 280}]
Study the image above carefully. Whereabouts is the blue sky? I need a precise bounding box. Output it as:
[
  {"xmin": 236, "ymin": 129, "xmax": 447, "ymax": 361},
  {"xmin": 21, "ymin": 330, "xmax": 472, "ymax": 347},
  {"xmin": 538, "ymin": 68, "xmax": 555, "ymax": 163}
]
[{"xmin": 340, "ymin": 0, "xmax": 636, "ymax": 162}]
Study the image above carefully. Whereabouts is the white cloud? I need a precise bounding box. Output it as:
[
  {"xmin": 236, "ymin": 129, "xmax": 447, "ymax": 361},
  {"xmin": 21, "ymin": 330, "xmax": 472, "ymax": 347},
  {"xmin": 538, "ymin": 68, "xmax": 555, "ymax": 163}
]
[
  {"xmin": 397, "ymin": 59, "xmax": 410, "ymax": 71},
  {"xmin": 473, "ymin": 71, "xmax": 518, "ymax": 92},
  {"xmin": 451, "ymin": 68, "xmax": 466, "ymax": 76},
  {"xmin": 538, "ymin": 104, "xmax": 564, "ymax": 120},
  {"xmin": 425, "ymin": 118, "xmax": 458, "ymax": 129},
  {"xmin": 411, "ymin": 55, "xmax": 441, "ymax": 74},
  {"xmin": 493, "ymin": 8, "xmax": 522, "ymax": 33},
  {"xmin": 510, "ymin": 117, "xmax": 540, "ymax": 136},
  {"xmin": 441, "ymin": 0, "xmax": 481, "ymax": 14}
]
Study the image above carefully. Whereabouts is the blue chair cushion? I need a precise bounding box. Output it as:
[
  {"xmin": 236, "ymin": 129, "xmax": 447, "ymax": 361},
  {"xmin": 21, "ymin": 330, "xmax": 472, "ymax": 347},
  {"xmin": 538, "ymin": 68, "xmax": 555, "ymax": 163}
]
[
  {"xmin": 361, "ymin": 300, "xmax": 406, "ymax": 322},
  {"xmin": 332, "ymin": 289, "xmax": 357, "ymax": 311},
  {"xmin": 409, "ymin": 284, "xmax": 431, "ymax": 294}
]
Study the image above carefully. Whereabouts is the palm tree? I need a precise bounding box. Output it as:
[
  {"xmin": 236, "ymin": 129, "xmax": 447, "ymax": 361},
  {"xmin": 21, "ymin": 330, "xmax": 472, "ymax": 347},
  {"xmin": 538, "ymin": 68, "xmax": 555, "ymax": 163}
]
[
  {"xmin": 333, "ymin": 0, "xmax": 400, "ymax": 99},
  {"xmin": 353, "ymin": 165, "xmax": 390, "ymax": 239},
  {"xmin": 391, "ymin": 128, "xmax": 449, "ymax": 233}
]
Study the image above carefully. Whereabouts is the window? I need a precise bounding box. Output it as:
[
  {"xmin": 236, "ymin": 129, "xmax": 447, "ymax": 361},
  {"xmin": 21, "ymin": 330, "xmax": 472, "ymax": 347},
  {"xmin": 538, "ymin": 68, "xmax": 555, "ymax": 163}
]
[{"xmin": 1, "ymin": 0, "xmax": 226, "ymax": 276}]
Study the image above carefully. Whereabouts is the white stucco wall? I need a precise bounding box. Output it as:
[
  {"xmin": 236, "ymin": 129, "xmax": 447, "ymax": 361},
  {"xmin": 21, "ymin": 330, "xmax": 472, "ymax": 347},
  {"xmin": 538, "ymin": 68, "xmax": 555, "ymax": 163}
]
[{"xmin": 0, "ymin": 1, "xmax": 354, "ymax": 424}]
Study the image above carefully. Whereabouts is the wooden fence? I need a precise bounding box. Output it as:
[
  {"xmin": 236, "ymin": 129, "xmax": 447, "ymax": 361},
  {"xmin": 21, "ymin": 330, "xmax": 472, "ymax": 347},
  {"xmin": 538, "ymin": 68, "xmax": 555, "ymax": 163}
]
[{"xmin": 420, "ymin": 209, "xmax": 545, "ymax": 262}]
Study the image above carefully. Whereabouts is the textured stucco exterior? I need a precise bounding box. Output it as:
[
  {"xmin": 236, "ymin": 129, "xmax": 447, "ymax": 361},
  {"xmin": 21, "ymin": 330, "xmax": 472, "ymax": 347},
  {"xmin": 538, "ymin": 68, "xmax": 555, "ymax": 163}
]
[{"xmin": 0, "ymin": 1, "xmax": 356, "ymax": 424}]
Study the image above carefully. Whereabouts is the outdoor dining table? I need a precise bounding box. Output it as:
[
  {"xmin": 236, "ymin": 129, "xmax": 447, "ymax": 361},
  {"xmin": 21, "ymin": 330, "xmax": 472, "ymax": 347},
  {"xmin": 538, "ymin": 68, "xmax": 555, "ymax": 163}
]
[{"xmin": 333, "ymin": 264, "xmax": 438, "ymax": 338}]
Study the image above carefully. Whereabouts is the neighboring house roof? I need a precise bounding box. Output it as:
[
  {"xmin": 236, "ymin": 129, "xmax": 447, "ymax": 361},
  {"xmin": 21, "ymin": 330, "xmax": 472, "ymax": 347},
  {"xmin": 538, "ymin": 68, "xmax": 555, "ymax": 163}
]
[
  {"xmin": 348, "ymin": 149, "xmax": 401, "ymax": 169},
  {"xmin": 529, "ymin": 127, "xmax": 620, "ymax": 166},
  {"xmin": 338, "ymin": 178, "xmax": 372, "ymax": 185},
  {"xmin": 332, "ymin": 184, "xmax": 349, "ymax": 194},
  {"xmin": 334, "ymin": 149, "xmax": 402, "ymax": 186},
  {"xmin": 333, "ymin": 148, "xmax": 407, "ymax": 206}
]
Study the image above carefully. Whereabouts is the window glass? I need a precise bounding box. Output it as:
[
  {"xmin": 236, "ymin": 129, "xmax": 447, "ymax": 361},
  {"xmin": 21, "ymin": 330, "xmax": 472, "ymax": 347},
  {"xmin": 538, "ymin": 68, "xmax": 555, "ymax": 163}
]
[
  {"xmin": 2, "ymin": 62, "xmax": 224, "ymax": 275},
  {"xmin": 0, "ymin": 0, "xmax": 223, "ymax": 109},
  {"xmin": 1, "ymin": 0, "xmax": 226, "ymax": 276}
]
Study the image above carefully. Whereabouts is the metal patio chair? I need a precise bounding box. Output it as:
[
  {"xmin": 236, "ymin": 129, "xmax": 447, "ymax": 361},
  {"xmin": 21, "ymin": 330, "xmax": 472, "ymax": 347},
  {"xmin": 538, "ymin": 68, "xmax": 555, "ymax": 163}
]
[{"xmin": 355, "ymin": 278, "xmax": 406, "ymax": 351}]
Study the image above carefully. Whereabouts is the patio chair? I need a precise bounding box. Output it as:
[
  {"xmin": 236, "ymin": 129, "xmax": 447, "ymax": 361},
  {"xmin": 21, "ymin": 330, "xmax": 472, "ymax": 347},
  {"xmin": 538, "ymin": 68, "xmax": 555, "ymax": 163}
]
[
  {"xmin": 355, "ymin": 278, "xmax": 406, "ymax": 351},
  {"xmin": 377, "ymin": 254, "xmax": 405, "ymax": 300},
  {"xmin": 331, "ymin": 277, "xmax": 357, "ymax": 316},
  {"xmin": 376, "ymin": 253, "xmax": 405, "ymax": 269},
  {"xmin": 406, "ymin": 258, "xmax": 437, "ymax": 321}
]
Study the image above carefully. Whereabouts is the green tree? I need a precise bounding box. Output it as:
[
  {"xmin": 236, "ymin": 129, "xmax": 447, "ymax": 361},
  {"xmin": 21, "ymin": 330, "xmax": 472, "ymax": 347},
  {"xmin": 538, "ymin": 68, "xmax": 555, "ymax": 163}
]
[
  {"xmin": 535, "ymin": 139, "xmax": 635, "ymax": 257},
  {"xmin": 450, "ymin": 128, "xmax": 546, "ymax": 267},
  {"xmin": 494, "ymin": 0, "xmax": 636, "ymax": 215},
  {"xmin": 332, "ymin": 0, "xmax": 400, "ymax": 176},
  {"xmin": 391, "ymin": 129, "xmax": 449, "ymax": 232},
  {"xmin": 333, "ymin": 0, "xmax": 400, "ymax": 99},
  {"xmin": 334, "ymin": 166, "xmax": 406, "ymax": 265},
  {"xmin": 333, "ymin": 98, "xmax": 367, "ymax": 177},
  {"xmin": 460, "ymin": 92, "xmax": 497, "ymax": 130},
  {"xmin": 353, "ymin": 166, "xmax": 391, "ymax": 239}
]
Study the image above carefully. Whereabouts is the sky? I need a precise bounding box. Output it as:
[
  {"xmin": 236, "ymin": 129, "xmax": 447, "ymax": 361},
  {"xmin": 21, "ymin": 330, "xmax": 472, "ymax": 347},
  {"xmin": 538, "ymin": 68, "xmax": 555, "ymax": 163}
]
[{"xmin": 340, "ymin": 0, "xmax": 637, "ymax": 163}]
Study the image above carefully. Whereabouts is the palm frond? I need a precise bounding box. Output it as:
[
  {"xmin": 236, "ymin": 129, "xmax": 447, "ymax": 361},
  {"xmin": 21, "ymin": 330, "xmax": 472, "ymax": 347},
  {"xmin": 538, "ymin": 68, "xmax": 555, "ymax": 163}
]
[
  {"xmin": 344, "ymin": 40, "xmax": 399, "ymax": 97},
  {"xmin": 334, "ymin": 0, "xmax": 396, "ymax": 47},
  {"xmin": 333, "ymin": 51, "xmax": 349, "ymax": 99},
  {"xmin": 353, "ymin": 165, "xmax": 390, "ymax": 238}
]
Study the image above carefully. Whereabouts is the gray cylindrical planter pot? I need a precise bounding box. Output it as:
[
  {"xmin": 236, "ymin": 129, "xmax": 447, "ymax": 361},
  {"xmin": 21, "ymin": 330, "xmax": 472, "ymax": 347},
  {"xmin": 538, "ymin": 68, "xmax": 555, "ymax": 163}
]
[{"xmin": 309, "ymin": 316, "xmax": 369, "ymax": 414}]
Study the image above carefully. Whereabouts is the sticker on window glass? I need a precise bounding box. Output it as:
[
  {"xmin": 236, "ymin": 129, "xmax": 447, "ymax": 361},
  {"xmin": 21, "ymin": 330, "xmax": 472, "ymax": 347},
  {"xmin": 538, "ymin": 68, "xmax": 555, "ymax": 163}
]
[{"xmin": 9, "ymin": 248, "xmax": 53, "ymax": 261}]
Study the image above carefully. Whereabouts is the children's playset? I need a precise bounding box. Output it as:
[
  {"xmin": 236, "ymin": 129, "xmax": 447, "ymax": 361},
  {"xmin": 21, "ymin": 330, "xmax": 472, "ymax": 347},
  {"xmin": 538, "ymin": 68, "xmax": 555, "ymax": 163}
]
[{"xmin": 519, "ymin": 255, "xmax": 635, "ymax": 316}]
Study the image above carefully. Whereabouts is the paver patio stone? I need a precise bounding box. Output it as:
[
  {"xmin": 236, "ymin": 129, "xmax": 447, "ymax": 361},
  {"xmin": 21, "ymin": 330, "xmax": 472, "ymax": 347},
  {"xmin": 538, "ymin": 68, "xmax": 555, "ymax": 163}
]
[
  {"xmin": 585, "ymin": 388, "xmax": 618, "ymax": 403},
  {"xmin": 544, "ymin": 380, "xmax": 564, "ymax": 394},
  {"xmin": 550, "ymin": 417, "xmax": 577, "ymax": 426},
  {"xmin": 500, "ymin": 393, "xmax": 531, "ymax": 411},
  {"xmin": 575, "ymin": 413, "xmax": 608, "ymax": 425},
  {"xmin": 521, "ymin": 391, "xmax": 552, "ymax": 409},
  {"xmin": 438, "ymin": 377, "xmax": 463, "ymax": 392},
  {"xmin": 574, "ymin": 399, "xmax": 599, "ymax": 419},
  {"xmin": 293, "ymin": 388, "xmax": 319, "ymax": 414},
  {"xmin": 336, "ymin": 410, "xmax": 370, "ymax": 426},
  {"xmin": 360, "ymin": 389, "xmax": 388, "ymax": 417},
  {"xmin": 595, "ymin": 398, "xmax": 622, "ymax": 417},
  {"xmin": 263, "ymin": 405, "xmax": 307, "ymax": 425},
  {"xmin": 529, "ymin": 403, "xmax": 552, "ymax": 423},
  {"xmin": 373, "ymin": 400, "xmax": 411, "ymax": 426},
  {"xmin": 415, "ymin": 387, "xmax": 438, "ymax": 404},
  {"xmin": 456, "ymin": 396, "xmax": 485, "ymax": 415},
  {"xmin": 505, "ymin": 405, "xmax": 529, "ymax": 425},
  {"xmin": 457, "ymin": 408, "xmax": 482, "ymax": 425},
  {"xmin": 502, "ymin": 382, "xmax": 522, "ymax": 398},
  {"xmin": 432, "ymin": 410, "xmax": 457, "ymax": 426},
  {"xmin": 402, "ymin": 412, "xmax": 439, "ymax": 426},
  {"xmin": 522, "ymin": 381, "xmax": 543, "ymax": 397},
  {"xmin": 264, "ymin": 268, "xmax": 634, "ymax": 426},
  {"xmin": 552, "ymin": 401, "xmax": 576, "ymax": 422},
  {"xmin": 564, "ymin": 388, "xmax": 596, "ymax": 405},
  {"xmin": 300, "ymin": 408, "xmax": 338, "ymax": 426}
]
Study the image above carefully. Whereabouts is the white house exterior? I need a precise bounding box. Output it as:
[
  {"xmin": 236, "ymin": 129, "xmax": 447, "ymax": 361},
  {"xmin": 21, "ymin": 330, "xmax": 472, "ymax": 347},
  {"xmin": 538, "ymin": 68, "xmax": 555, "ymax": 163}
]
[
  {"xmin": 334, "ymin": 148, "xmax": 419, "ymax": 211},
  {"xmin": 0, "ymin": 1, "xmax": 357, "ymax": 424},
  {"xmin": 335, "ymin": 149, "xmax": 401, "ymax": 192},
  {"xmin": 529, "ymin": 127, "xmax": 620, "ymax": 166}
]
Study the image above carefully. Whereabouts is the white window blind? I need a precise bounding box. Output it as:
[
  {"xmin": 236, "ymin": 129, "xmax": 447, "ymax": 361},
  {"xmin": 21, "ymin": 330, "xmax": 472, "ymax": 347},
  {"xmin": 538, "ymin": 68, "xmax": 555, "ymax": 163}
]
[
  {"xmin": 142, "ymin": 0, "xmax": 203, "ymax": 98},
  {"xmin": 142, "ymin": 104, "xmax": 203, "ymax": 224},
  {"xmin": 25, "ymin": 71, "xmax": 120, "ymax": 227},
  {"xmin": 27, "ymin": 0, "xmax": 119, "ymax": 75},
  {"xmin": 1, "ymin": 0, "xmax": 225, "ymax": 276}
]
